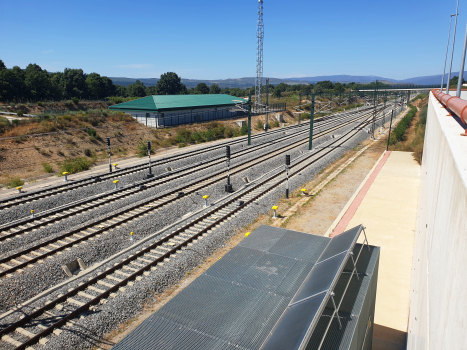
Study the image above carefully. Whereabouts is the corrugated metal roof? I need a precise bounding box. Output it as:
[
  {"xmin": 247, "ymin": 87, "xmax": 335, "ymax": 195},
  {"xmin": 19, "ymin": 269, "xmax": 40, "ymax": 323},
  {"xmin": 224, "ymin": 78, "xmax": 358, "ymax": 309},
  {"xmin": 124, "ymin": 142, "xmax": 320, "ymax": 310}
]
[
  {"xmin": 112, "ymin": 226, "xmax": 380, "ymax": 350},
  {"xmin": 109, "ymin": 94, "xmax": 247, "ymax": 113}
]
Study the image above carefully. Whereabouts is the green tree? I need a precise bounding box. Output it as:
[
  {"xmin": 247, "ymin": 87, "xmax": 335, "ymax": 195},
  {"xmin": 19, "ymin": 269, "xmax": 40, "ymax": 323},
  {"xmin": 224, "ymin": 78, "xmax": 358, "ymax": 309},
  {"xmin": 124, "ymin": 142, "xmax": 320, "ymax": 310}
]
[
  {"xmin": 61, "ymin": 68, "xmax": 86, "ymax": 99},
  {"xmin": 273, "ymin": 86, "xmax": 282, "ymax": 98},
  {"xmin": 196, "ymin": 83, "xmax": 209, "ymax": 94},
  {"xmin": 333, "ymin": 82, "xmax": 345, "ymax": 93},
  {"xmin": 209, "ymin": 83, "xmax": 221, "ymax": 94},
  {"xmin": 127, "ymin": 80, "xmax": 146, "ymax": 97},
  {"xmin": 156, "ymin": 72, "xmax": 184, "ymax": 95},
  {"xmin": 115, "ymin": 85, "xmax": 127, "ymax": 97},
  {"xmin": 85, "ymin": 73, "xmax": 105, "ymax": 99},
  {"xmin": 146, "ymin": 85, "xmax": 158, "ymax": 95},
  {"xmin": 24, "ymin": 63, "xmax": 52, "ymax": 100}
]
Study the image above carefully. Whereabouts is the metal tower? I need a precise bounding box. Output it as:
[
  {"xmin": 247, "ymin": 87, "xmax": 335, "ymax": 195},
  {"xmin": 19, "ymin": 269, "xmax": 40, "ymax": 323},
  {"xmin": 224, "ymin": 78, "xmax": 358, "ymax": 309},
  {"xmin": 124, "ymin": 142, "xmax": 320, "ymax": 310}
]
[{"xmin": 255, "ymin": 0, "xmax": 264, "ymax": 111}]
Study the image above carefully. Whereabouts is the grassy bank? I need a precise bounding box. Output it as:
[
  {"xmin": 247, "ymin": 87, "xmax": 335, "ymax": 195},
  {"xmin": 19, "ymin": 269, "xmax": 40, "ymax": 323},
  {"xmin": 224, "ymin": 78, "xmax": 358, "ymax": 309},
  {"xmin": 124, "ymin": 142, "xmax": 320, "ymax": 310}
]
[{"xmin": 390, "ymin": 94, "xmax": 428, "ymax": 164}]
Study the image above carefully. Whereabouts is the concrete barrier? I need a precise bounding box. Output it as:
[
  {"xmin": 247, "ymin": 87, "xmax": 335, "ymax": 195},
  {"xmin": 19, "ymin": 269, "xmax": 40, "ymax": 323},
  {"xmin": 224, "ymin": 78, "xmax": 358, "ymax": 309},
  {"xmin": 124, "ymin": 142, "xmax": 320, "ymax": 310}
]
[{"xmin": 407, "ymin": 92, "xmax": 467, "ymax": 350}]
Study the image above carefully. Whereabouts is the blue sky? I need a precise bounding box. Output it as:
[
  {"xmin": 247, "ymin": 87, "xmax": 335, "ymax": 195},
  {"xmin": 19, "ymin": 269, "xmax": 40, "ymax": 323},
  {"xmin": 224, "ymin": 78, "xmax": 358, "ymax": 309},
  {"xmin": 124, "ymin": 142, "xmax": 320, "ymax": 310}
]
[{"xmin": 1, "ymin": 0, "xmax": 466, "ymax": 80}]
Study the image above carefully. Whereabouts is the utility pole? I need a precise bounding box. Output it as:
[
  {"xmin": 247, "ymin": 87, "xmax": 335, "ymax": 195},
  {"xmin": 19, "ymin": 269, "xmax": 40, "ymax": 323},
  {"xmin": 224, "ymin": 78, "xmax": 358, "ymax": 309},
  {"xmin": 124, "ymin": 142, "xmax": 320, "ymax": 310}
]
[
  {"xmin": 442, "ymin": 14, "xmax": 456, "ymax": 91},
  {"xmin": 248, "ymin": 92, "xmax": 252, "ymax": 146},
  {"xmin": 457, "ymin": 20, "xmax": 467, "ymax": 97},
  {"xmin": 285, "ymin": 155, "xmax": 290, "ymax": 199},
  {"xmin": 372, "ymin": 82, "xmax": 377, "ymax": 139},
  {"xmin": 447, "ymin": 0, "xmax": 460, "ymax": 95},
  {"xmin": 265, "ymin": 78, "xmax": 269, "ymax": 130},
  {"xmin": 255, "ymin": 0, "xmax": 264, "ymax": 111},
  {"xmin": 146, "ymin": 141, "xmax": 154, "ymax": 179},
  {"xmin": 106, "ymin": 137, "xmax": 112, "ymax": 173},
  {"xmin": 387, "ymin": 109, "xmax": 394, "ymax": 151},
  {"xmin": 225, "ymin": 146, "xmax": 232, "ymax": 192},
  {"xmin": 309, "ymin": 93, "xmax": 315, "ymax": 150}
]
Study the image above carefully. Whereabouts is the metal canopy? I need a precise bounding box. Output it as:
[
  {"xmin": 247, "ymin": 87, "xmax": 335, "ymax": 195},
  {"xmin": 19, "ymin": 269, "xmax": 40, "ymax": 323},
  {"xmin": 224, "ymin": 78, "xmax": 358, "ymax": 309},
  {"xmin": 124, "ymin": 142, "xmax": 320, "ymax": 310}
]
[{"xmin": 260, "ymin": 225, "xmax": 369, "ymax": 350}]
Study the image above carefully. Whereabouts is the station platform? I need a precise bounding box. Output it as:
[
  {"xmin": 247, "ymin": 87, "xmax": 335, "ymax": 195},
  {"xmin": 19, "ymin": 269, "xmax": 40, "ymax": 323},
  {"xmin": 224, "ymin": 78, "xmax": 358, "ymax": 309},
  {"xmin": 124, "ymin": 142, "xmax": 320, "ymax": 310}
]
[{"xmin": 328, "ymin": 151, "xmax": 420, "ymax": 350}]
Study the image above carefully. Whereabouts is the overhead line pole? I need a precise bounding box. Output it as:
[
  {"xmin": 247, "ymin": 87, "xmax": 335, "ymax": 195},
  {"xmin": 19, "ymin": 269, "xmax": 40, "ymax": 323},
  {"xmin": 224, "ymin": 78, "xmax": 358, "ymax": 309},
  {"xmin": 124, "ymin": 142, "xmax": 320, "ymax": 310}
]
[
  {"xmin": 447, "ymin": 0, "xmax": 460, "ymax": 95},
  {"xmin": 457, "ymin": 20, "xmax": 467, "ymax": 97},
  {"xmin": 309, "ymin": 93, "xmax": 315, "ymax": 150},
  {"xmin": 442, "ymin": 14, "xmax": 456, "ymax": 91}
]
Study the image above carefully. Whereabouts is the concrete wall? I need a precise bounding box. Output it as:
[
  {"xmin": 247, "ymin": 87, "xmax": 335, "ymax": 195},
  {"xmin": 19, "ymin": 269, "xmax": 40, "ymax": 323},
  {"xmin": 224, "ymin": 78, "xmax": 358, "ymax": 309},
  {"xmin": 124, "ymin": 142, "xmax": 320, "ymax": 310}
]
[
  {"xmin": 407, "ymin": 92, "xmax": 467, "ymax": 349},
  {"xmin": 130, "ymin": 107, "xmax": 244, "ymax": 128}
]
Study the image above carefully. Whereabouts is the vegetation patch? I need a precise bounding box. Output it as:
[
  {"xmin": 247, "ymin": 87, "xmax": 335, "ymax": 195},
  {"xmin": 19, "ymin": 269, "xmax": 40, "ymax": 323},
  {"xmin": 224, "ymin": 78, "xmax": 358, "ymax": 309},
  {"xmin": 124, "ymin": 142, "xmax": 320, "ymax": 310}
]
[
  {"xmin": 60, "ymin": 157, "xmax": 92, "ymax": 174},
  {"xmin": 4, "ymin": 176, "xmax": 24, "ymax": 189},
  {"xmin": 389, "ymin": 104, "xmax": 417, "ymax": 145},
  {"xmin": 42, "ymin": 162, "xmax": 54, "ymax": 173}
]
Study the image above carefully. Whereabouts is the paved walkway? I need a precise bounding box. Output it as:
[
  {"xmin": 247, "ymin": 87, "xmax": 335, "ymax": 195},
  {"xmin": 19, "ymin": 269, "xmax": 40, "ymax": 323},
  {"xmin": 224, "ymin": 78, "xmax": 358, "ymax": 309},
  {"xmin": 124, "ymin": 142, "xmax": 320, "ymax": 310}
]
[{"xmin": 330, "ymin": 151, "xmax": 420, "ymax": 350}]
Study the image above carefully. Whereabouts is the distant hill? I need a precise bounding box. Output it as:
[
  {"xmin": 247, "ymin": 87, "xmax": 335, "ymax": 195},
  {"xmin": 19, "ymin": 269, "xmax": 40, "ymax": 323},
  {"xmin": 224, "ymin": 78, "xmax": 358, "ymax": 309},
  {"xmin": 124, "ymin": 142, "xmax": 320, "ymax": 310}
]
[{"xmin": 109, "ymin": 72, "xmax": 467, "ymax": 88}]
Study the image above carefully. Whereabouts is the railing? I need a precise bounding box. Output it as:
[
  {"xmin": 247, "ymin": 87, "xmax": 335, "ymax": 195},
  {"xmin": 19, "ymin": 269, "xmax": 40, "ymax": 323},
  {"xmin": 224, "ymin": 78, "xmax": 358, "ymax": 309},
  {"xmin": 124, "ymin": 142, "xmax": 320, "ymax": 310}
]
[{"xmin": 431, "ymin": 89, "xmax": 467, "ymax": 135}]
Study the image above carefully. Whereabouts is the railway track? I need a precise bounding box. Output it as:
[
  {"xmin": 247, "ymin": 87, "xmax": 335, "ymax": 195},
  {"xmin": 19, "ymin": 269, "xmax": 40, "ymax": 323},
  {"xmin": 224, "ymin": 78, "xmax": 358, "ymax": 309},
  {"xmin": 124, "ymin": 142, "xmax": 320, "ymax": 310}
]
[
  {"xmin": 0, "ymin": 108, "xmax": 371, "ymax": 211},
  {"xmin": 0, "ymin": 106, "xmax": 384, "ymax": 278},
  {"xmin": 0, "ymin": 106, "xmax": 380, "ymax": 237},
  {"xmin": 0, "ymin": 108, "xmax": 382, "ymax": 350}
]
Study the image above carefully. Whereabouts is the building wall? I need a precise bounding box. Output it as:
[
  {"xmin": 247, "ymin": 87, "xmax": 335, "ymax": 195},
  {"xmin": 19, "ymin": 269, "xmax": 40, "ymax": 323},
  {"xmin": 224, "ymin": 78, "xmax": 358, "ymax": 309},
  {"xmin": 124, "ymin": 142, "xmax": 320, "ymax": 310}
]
[
  {"xmin": 130, "ymin": 106, "xmax": 244, "ymax": 128},
  {"xmin": 407, "ymin": 92, "xmax": 467, "ymax": 350}
]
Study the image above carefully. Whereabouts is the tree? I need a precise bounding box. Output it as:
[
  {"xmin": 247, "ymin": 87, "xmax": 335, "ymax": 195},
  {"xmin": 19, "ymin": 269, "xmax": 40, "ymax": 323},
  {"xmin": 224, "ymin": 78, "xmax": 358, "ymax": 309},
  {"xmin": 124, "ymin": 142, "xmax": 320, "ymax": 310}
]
[
  {"xmin": 146, "ymin": 85, "xmax": 158, "ymax": 95},
  {"xmin": 115, "ymin": 85, "xmax": 127, "ymax": 97},
  {"xmin": 333, "ymin": 82, "xmax": 345, "ymax": 93},
  {"xmin": 61, "ymin": 68, "xmax": 86, "ymax": 99},
  {"xmin": 85, "ymin": 73, "xmax": 105, "ymax": 99},
  {"xmin": 24, "ymin": 63, "xmax": 52, "ymax": 100},
  {"xmin": 196, "ymin": 83, "xmax": 209, "ymax": 94},
  {"xmin": 209, "ymin": 83, "xmax": 221, "ymax": 94},
  {"xmin": 449, "ymin": 76, "xmax": 464, "ymax": 86},
  {"xmin": 127, "ymin": 81, "xmax": 146, "ymax": 97},
  {"xmin": 156, "ymin": 72, "xmax": 184, "ymax": 95},
  {"xmin": 0, "ymin": 60, "xmax": 5, "ymax": 70},
  {"xmin": 273, "ymin": 86, "xmax": 282, "ymax": 98},
  {"xmin": 315, "ymin": 80, "xmax": 334, "ymax": 91}
]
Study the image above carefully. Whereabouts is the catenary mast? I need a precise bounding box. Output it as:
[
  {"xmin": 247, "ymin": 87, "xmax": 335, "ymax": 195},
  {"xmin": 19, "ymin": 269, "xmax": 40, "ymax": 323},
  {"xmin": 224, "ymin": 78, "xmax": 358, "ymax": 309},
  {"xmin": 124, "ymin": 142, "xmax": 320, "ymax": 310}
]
[{"xmin": 255, "ymin": 0, "xmax": 264, "ymax": 111}]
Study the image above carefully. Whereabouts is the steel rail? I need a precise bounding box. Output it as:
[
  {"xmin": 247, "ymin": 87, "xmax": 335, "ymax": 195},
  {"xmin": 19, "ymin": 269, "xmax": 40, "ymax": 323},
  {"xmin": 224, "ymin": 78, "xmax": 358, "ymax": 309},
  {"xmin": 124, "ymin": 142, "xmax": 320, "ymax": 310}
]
[
  {"xmin": 0, "ymin": 108, "xmax": 384, "ymax": 278},
  {"xmin": 0, "ymin": 108, "xmax": 373, "ymax": 244},
  {"xmin": 0, "ymin": 108, "xmax": 379, "ymax": 350}
]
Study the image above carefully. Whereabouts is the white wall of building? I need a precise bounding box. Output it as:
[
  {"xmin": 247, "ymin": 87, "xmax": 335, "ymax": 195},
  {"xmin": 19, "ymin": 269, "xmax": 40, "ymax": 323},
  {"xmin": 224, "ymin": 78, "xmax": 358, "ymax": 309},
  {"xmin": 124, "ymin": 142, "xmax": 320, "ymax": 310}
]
[{"xmin": 407, "ymin": 92, "xmax": 467, "ymax": 349}]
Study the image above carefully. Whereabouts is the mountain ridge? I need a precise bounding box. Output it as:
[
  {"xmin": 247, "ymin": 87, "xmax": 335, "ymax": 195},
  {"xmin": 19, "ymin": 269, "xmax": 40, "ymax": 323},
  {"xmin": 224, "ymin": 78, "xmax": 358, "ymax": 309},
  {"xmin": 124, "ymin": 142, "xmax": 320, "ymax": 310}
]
[{"xmin": 109, "ymin": 72, "xmax": 466, "ymax": 88}]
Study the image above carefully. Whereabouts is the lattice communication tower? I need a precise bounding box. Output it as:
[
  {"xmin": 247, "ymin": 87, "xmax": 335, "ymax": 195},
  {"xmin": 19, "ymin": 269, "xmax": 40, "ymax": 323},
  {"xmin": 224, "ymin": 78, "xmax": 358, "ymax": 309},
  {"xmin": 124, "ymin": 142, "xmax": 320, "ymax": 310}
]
[{"xmin": 255, "ymin": 0, "xmax": 264, "ymax": 110}]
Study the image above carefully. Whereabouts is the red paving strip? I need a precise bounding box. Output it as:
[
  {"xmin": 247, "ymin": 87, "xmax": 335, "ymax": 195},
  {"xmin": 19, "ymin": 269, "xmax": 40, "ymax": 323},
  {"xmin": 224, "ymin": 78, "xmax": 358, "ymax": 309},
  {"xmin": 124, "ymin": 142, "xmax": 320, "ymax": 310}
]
[{"xmin": 330, "ymin": 151, "xmax": 392, "ymax": 238}]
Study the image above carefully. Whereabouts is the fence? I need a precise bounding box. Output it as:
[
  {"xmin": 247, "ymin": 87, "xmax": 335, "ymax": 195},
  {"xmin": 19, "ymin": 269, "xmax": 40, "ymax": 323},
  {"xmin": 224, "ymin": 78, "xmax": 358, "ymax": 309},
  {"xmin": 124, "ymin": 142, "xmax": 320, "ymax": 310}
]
[{"xmin": 132, "ymin": 108, "xmax": 247, "ymax": 129}]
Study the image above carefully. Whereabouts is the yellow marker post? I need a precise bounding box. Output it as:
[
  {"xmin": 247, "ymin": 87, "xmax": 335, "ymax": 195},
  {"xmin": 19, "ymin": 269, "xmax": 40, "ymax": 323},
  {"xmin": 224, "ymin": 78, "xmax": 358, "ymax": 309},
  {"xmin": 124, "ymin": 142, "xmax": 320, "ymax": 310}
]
[
  {"xmin": 62, "ymin": 172, "xmax": 69, "ymax": 181},
  {"xmin": 31, "ymin": 209, "xmax": 34, "ymax": 218},
  {"xmin": 113, "ymin": 163, "xmax": 118, "ymax": 169},
  {"xmin": 203, "ymin": 195, "xmax": 210, "ymax": 208},
  {"xmin": 272, "ymin": 205, "xmax": 278, "ymax": 219},
  {"xmin": 245, "ymin": 232, "xmax": 251, "ymax": 237},
  {"xmin": 113, "ymin": 180, "xmax": 119, "ymax": 189},
  {"xmin": 16, "ymin": 186, "xmax": 22, "ymax": 193},
  {"xmin": 130, "ymin": 231, "xmax": 134, "ymax": 241},
  {"xmin": 301, "ymin": 188, "xmax": 307, "ymax": 196}
]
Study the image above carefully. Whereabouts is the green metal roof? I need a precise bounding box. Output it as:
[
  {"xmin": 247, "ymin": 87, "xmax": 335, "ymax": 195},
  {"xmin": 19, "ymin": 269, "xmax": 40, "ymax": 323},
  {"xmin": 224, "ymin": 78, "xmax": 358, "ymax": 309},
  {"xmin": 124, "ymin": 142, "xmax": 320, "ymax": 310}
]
[{"xmin": 109, "ymin": 94, "xmax": 247, "ymax": 113}]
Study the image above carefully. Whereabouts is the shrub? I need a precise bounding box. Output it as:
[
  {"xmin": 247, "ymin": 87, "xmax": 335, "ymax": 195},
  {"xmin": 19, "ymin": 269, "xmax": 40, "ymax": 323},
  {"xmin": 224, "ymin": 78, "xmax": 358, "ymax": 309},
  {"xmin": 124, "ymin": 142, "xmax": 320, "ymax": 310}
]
[
  {"xmin": 5, "ymin": 176, "xmax": 24, "ymax": 189},
  {"xmin": 240, "ymin": 124, "xmax": 248, "ymax": 135},
  {"xmin": 87, "ymin": 128, "xmax": 97, "ymax": 137},
  {"xmin": 390, "ymin": 105, "xmax": 417, "ymax": 145},
  {"xmin": 42, "ymin": 162, "xmax": 54, "ymax": 173},
  {"xmin": 37, "ymin": 101, "xmax": 43, "ymax": 106},
  {"xmin": 137, "ymin": 141, "xmax": 154, "ymax": 157},
  {"xmin": 255, "ymin": 120, "xmax": 264, "ymax": 130},
  {"xmin": 57, "ymin": 150, "xmax": 65, "ymax": 156},
  {"xmin": 175, "ymin": 129, "xmax": 192, "ymax": 144},
  {"xmin": 84, "ymin": 149, "xmax": 92, "ymax": 157},
  {"xmin": 60, "ymin": 157, "xmax": 91, "ymax": 174},
  {"xmin": 17, "ymin": 110, "xmax": 26, "ymax": 117},
  {"xmin": 72, "ymin": 97, "xmax": 79, "ymax": 104}
]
